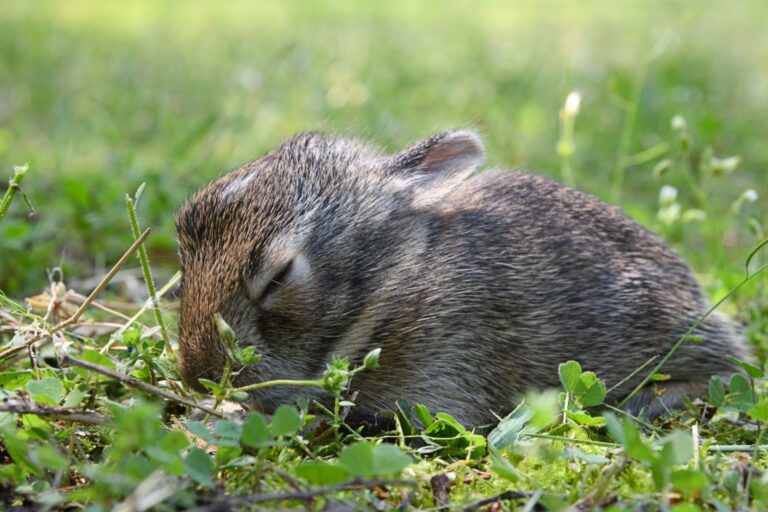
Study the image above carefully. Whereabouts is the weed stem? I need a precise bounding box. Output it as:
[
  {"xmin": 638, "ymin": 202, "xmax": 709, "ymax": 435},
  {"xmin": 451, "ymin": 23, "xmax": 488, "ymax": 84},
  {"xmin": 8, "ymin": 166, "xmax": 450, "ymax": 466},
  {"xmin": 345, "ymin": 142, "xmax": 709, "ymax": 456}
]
[
  {"xmin": 0, "ymin": 164, "xmax": 29, "ymax": 223},
  {"xmin": 233, "ymin": 378, "xmax": 324, "ymax": 394},
  {"xmin": 125, "ymin": 192, "xmax": 175, "ymax": 362}
]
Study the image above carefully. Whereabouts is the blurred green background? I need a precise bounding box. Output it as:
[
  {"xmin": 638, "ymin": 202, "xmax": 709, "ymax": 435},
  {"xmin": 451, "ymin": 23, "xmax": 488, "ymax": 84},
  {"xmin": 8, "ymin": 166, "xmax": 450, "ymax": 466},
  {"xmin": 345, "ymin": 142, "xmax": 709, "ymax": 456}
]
[{"xmin": 0, "ymin": 0, "xmax": 766, "ymax": 301}]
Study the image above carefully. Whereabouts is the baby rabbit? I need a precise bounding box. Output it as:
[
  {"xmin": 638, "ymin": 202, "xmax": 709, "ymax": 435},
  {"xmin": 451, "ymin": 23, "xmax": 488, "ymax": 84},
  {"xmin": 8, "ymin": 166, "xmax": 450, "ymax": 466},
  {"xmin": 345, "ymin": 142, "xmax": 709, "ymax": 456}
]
[{"xmin": 175, "ymin": 130, "xmax": 748, "ymax": 426}]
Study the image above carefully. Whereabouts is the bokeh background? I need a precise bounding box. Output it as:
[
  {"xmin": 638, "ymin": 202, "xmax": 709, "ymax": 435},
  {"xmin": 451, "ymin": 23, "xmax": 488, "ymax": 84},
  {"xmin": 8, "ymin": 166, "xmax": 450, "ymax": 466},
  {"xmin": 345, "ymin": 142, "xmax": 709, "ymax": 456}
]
[{"xmin": 1, "ymin": 0, "xmax": 766, "ymax": 308}]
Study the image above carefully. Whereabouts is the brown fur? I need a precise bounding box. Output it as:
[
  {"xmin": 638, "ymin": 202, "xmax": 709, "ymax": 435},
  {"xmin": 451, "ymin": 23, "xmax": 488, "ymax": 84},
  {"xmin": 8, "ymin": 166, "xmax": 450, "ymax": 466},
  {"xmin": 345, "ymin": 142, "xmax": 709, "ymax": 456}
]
[{"xmin": 176, "ymin": 130, "xmax": 749, "ymax": 426}]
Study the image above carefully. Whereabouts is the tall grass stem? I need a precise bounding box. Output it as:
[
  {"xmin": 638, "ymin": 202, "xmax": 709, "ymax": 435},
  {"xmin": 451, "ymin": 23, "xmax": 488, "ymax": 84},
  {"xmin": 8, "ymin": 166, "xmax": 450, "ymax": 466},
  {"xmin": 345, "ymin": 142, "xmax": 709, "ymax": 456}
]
[
  {"xmin": 610, "ymin": 67, "xmax": 647, "ymax": 203},
  {"xmin": 125, "ymin": 192, "xmax": 175, "ymax": 362}
]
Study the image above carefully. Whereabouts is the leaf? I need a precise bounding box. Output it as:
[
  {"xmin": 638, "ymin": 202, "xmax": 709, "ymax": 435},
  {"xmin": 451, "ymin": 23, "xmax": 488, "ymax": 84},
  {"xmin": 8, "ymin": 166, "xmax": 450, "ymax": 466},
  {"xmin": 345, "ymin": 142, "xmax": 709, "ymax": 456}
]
[
  {"xmin": 124, "ymin": 454, "xmax": 154, "ymax": 481},
  {"xmin": 4, "ymin": 433, "xmax": 43, "ymax": 476},
  {"xmin": 339, "ymin": 442, "xmax": 375, "ymax": 478},
  {"xmin": 270, "ymin": 405, "xmax": 302, "ymax": 437},
  {"xmin": 80, "ymin": 349, "xmax": 116, "ymax": 370},
  {"xmin": 295, "ymin": 462, "xmax": 350, "ymax": 485},
  {"xmin": 213, "ymin": 419, "xmax": 242, "ymax": 447},
  {"xmin": 395, "ymin": 400, "xmax": 416, "ymax": 436},
  {"xmin": 650, "ymin": 460, "xmax": 670, "ymax": 491},
  {"xmin": 658, "ymin": 431, "xmax": 693, "ymax": 467},
  {"xmin": 153, "ymin": 430, "xmax": 190, "ymax": 463},
  {"xmin": 229, "ymin": 391, "xmax": 249, "ymax": 402},
  {"xmin": 220, "ymin": 456, "xmax": 259, "ymax": 470},
  {"xmin": 488, "ymin": 402, "xmax": 536, "ymax": 450},
  {"xmin": 186, "ymin": 421, "xmax": 215, "ymax": 444},
  {"xmin": 432, "ymin": 412, "xmax": 467, "ymax": 432},
  {"xmin": 62, "ymin": 387, "xmax": 86, "ymax": 408},
  {"xmin": 241, "ymin": 412, "xmax": 270, "ymax": 447},
  {"xmin": 215, "ymin": 445, "xmax": 242, "ymax": 466},
  {"xmin": 623, "ymin": 420, "xmax": 655, "ymax": 465},
  {"xmin": 22, "ymin": 414, "xmax": 53, "ymax": 440},
  {"xmin": 526, "ymin": 389, "xmax": 559, "ymax": 427},
  {"xmin": 36, "ymin": 445, "xmax": 68, "ymax": 471},
  {"xmin": 372, "ymin": 444, "xmax": 412, "ymax": 475},
  {"xmin": 0, "ymin": 370, "xmax": 36, "ymax": 389},
  {"xmin": 603, "ymin": 413, "xmax": 625, "ymax": 446},
  {"xmin": 605, "ymin": 414, "xmax": 655, "ymax": 464},
  {"xmin": 729, "ymin": 373, "xmax": 755, "ymax": 411},
  {"xmin": 558, "ymin": 361, "xmax": 582, "ymax": 393},
  {"xmin": 725, "ymin": 355, "xmax": 764, "ymax": 378},
  {"xmin": 565, "ymin": 410, "xmax": 606, "ymax": 426},
  {"xmin": 489, "ymin": 446, "xmax": 524, "ymax": 482},
  {"xmin": 363, "ymin": 348, "xmax": 381, "ymax": 369},
  {"xmin": 159, "ymin": 430, "xmax": 191, "ymax": 453},
  {"xmin": 671, "ymin": 468, "xmax": 708, "ymax": 492},
  {"xmin": 26, "ymin": 377, "xmax": 64, "ymax": 406},
  {"xmin": 748, "ymin": 400, "xmax": 768, "ymax": 422},
  {"xmin": 183, "ymin": 447, "xmax": 214, "ymax": 487},
  {"xmin": 708, "ymin": 376, "xmax": 725, "ymax": 407},
  {"xmin": 424, "ymin": 413, "xmax": 486, "ymax": 458},
  {"xmin": 134, "ymin": 182, "xmax": 146, "ymax": 203},
  {"xmin": 562, "ymin": 446, "xmax": 609, "ymax": 464},
  {"xmin": 573, "ymin": 371, "xmax": 606, "ymax": 406},
  {"xmin": 198, "ymin": 378, "xmax": 224, "ymax": 397},
  {"xmin": 745, "ymin": 238, "xmax": 768, "ymax": 274},
  {"xmin": 558, "ymin": 361, "xmax": 606, "ymax": 406},
  {"xmin": 148, "ymin": 430, "xmax": 190, "ymax": 471},
  {"xmin": 652, "ymin": 158, "xmax": 672, "ymax": 178},
  {"xmin": 414, "ymin": 404, "xmax": 433, "ymax": 428},
  {"xmin": 214, "ymin": 313, "xmax": 236, "ymax": 346}
]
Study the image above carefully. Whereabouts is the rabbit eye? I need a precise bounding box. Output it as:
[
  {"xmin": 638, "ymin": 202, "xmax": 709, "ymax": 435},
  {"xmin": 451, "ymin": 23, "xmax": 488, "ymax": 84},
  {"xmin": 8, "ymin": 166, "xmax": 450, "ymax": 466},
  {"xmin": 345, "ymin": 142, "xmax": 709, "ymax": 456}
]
[{"xmin": 258, "ymin": 259, "xmax": 293, "ymax": 303}]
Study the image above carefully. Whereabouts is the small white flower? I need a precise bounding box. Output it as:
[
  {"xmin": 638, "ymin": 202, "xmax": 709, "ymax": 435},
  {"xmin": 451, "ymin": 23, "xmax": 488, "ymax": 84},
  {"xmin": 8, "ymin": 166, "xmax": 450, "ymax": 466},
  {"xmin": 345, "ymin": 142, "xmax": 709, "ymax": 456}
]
[
  {"xmin": 742, "ymin": 189, "xmax": 758, "ymax": 203},
  {"xmin": 671, "ymin": 115, "xmax": 687, "ymax": 132},
  {"xmin": 564, "ymin": 92, "xmax": 581, "ymax": 117},
  {"xmin": 659, "ymin": 185, "xmax": 678, "ymax": 207}
]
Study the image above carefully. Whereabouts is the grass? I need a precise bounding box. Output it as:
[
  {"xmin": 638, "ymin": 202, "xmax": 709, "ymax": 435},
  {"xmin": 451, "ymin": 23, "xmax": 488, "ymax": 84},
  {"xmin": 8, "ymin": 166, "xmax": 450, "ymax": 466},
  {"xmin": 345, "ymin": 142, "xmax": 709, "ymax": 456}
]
[{"xmin": 1, "ymin": 1, "xmax": 767, "ymax": 510}]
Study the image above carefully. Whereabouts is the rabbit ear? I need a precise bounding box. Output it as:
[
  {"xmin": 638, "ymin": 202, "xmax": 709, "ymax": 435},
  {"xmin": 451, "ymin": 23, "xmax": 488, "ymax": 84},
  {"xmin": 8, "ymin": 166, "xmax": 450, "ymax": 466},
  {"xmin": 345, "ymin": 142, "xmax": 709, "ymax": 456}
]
[{"xmin": 389, "ymin": 130, "xmax": 485, "ymax": 205}]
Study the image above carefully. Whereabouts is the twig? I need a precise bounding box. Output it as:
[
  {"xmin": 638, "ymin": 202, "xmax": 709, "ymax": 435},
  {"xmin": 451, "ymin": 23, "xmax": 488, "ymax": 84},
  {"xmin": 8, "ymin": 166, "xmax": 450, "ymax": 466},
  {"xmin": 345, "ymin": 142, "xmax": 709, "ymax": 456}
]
[
  {"xmin": 70, "ymin": 292, "xmax": 134, "ymax": 321},
  {"xmin": 60, "ymin": 354, "xmax": 222, "ymax": 418},
  {"xmin": 0, "ymin": 398, "xmax": 111, "ymax": 425},
  {"xmin": 200, "ymin": 478, "xmax": 418, "ymax": 509},
  {"xmin": 0, "ymin": 228, "xmax": 152, "ymax": 362},
  {"xmin": 434, "ymin": 489, "xmax": 539, "ymax": 512}
]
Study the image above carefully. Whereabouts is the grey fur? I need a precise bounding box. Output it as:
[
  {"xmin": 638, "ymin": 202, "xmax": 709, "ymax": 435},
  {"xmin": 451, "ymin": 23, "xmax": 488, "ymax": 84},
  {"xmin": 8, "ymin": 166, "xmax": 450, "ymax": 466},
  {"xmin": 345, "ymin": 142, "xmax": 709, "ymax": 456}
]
[{"xmin": 176, "ymin": 130, "xmax": 749, "ymax": 427}]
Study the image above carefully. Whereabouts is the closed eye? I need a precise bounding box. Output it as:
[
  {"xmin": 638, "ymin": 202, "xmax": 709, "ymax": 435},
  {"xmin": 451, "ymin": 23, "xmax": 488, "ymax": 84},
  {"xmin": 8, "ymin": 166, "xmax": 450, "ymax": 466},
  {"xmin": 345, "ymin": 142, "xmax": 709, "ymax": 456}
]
[{"xmin": 259, "ymin": 259, "xmax": 293, "ymax": 303}]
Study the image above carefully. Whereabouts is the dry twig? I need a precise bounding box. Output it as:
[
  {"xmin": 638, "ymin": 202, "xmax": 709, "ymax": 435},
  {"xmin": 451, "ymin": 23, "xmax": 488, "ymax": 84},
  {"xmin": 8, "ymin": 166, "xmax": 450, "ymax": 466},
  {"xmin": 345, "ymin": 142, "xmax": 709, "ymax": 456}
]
[
  {"xmin": 60, "ymin": 353, "xmax": 222, "ymax": 418},
  {"xmin": 0, "ymin": 397, "xmax": 111, "ymax": 425},
  {"xmin": 197, "ymin": 478, "xmax": 419, "ymax": 510}
]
